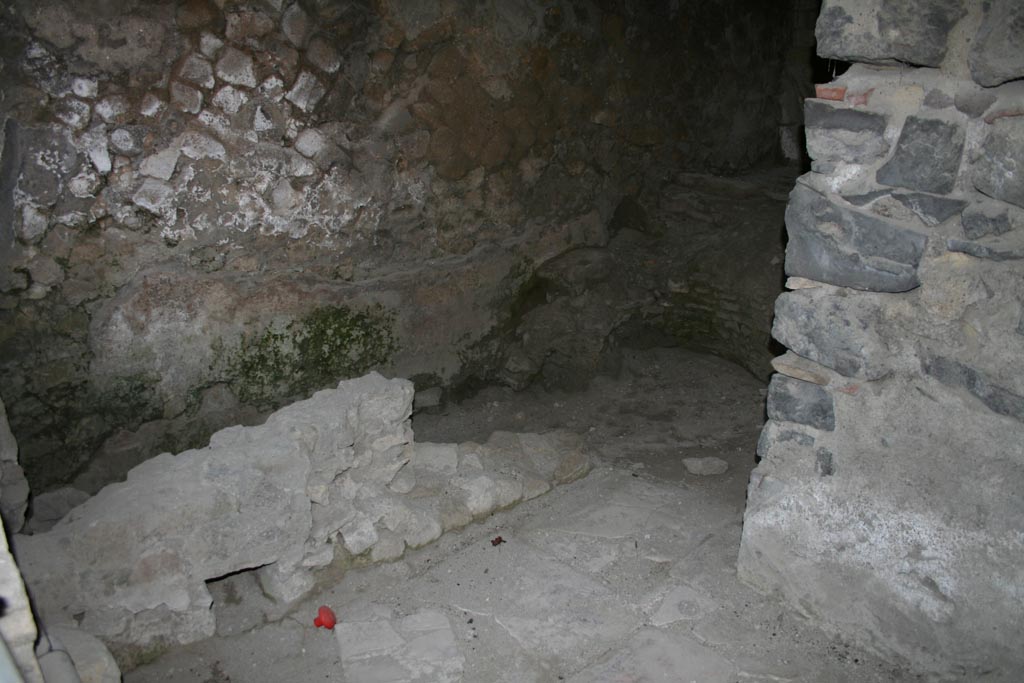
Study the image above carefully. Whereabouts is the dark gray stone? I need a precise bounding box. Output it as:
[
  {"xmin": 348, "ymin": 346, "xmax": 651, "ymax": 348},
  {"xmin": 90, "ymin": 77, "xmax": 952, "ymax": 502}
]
[
  {"xmin": 969, "ymin": 0, "xmax": 1024, "ymax": 87},
  {"xmin": 756, "ymin": 423, "xmax": 815, "ymax": 459},
  {"xmin": 816, "ymin": 0, "xmax": 966, "ymax": 67},
  {"xmin": 923, "ymin": 354, "xmax": 1024, "ymax": 423},
  {"xmin": 962, "ymin": 201, "xmax": 1014, "ymax": 240},
  {"xmin": 804, "ymin": 101, "xmax": 888, "ymax": 134},
  {"xmin": 804, "ymin": 101, "xmax": 890, "ymax": 163},
  {"xmin": 842, "ymin": 190, "xmax": 889, "ymax": 207},
  {"xmin": 877, "ymin": 117, "xmax": 965, "ymax": 195},
  {"xmin": 947, "ymin": 238, "xmax": 1024, "ymax": 261},
  {"xmin": 785, "ymin": 183, "xmax": 927, "ymax": 292},
  {"xmin": 772, "ymin": 289, "xmax": 891, "ymax": 380},
  {"xmin": 892, "ymin": 193, "xmax": 967, "ymax": 227},
  {"xmin": 767, "ymin": 375, "xmax": 836, "ymax": 431},
  {"xmin": 923, "ymin": 89, "xmax": 953, "ymax": 110},
  {"xmin": 0, "ymin": 119, "xmax": 22, "ymax": 249},
  {"xmin": 973, "ymin": 118, "xmax": 1024, "ymax": 210},
  {"xmin": 954, "ymin": 88, "xmax": 996, "ymax": 118}
]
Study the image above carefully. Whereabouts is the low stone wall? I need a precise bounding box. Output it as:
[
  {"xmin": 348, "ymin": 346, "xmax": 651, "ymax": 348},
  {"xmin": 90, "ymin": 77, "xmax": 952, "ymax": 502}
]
[
  {"xmin": 12, "ymin": 372, "xmax": 589, "ymax": 664},
  {"xmin": 739, "ymin": 0, "xmax": 1024, "ymax": 677}
]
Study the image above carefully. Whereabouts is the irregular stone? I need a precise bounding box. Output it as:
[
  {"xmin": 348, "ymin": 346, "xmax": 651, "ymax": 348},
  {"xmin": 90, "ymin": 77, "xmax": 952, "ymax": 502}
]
[
  {"xmin": 47, "ymin": 625, "xmax": 120, "ymax": 683},
  {"xmin": 169, "ymin": 81, "xmax": 203, "ymax": 114},
  {"xmin": 922, "ymin": 354, "xmax": 1024, "ymax": 423},
  {"xmin": 18, "ymin": 205, "xmax": 49, "ymax": 243},
  {"xmin": 139, "ymin": 147, "xmax": 180, "ymax": 180},
  {"xmin": 877, "ymin": 116, "xmax": 965, "ymax": 195},
  {"xmin": 954, "ymin": 86, "xmax": 997, "ymax": 118},
  {"xmin": 785, "ymin": 182, "xmax": 927, "ymax": 292},
  {"xmin": 285, "ymin": 72, "xmax": 326, "ymax": 113},
  {"xmin": 773, "ymin": 288, "xmax": 892, "ymax": 380},
  {"xmin": 55, "ymin": 99, "xmax": 90, "ymax": 130},
  {"xmin": 962, "ymin": 200, "xmax": 1015, "ymax": 239},
  {"xmin": 0, "ymin": 522, "xmax": 43, "ymax": 683},
  {"xmin": 79, "ymin": 127, "xmax": 111, "ymax": 174},
  {"xmin": 199, "ymin": 32, "xmax": 223, "ymax": 59},
  {"xmin": 178, "ymin": 53, "xmax": 215, "ymax": 90},
  {"xmin": 804, "ymin": 99, "xmax": 889, "ymax": 162},
  {"xmin": 0, "ymin": 397, "xmax": 29, "ymax": 533},
  {"xmin": 969, "ymin": 0, "xmax": 1024, "ymax": 87},
  {"xmin": 767, "ymin": 375, "xmax": 836, "ymax": 431},
  {"xmin": 306, "ymin": 36, "xmax": 341, "ymax": 73},
  {"xmin": 139, "ymin": 94, "xmax": 165, "ymax": 118},
  {"xmin": 94, "ymin": 96, "xmax": 129, "ymax": 124},
  {"xmin": 216, "ymin": 47, "xmax": 258, "ymax": 88},
  {"xmin": 132, "ymin": 178, "xmax": 175, "ymax": 216},
  {"xmin": 212, "ymin": 85, "xmax": 248, "ymax": 114},
  {"xmin": 225, "ymin": 7, "xmax": 275, "ymax": 44},
  {"xmin": 293, "ymin": 128, "xmax": 326, "ymax": 158},
  {"xmin": 891, "ymin": 192, "xmax": 967, "ymax": 227},
  {"xmin": 281, "ymin": 3, "xmax": 311, "ymax": 47},
  {"xmin": 816, "ymin": 0, "xmax": 966, "ymax": 67},
  {"xmin": 947, "ymin": 237, "xmax": 1024, "ymax": 261},
  {"xmin": 71, "ymin": 77, "xmax": 98, "ymax": 99},
  {"xmin": 682, "ymin": 457, "xmax": 729, "ymax": 476},
  {"xmin": 973, "ymin": 118, "xmax": 1024, "ymax": 209},
  {"xmin": 178, "ymin": 132, "xmax": 226, "ymax": 161},
  {"xmin": 109, "ymin": 128, "xmax": 138, "ymax": 155}
]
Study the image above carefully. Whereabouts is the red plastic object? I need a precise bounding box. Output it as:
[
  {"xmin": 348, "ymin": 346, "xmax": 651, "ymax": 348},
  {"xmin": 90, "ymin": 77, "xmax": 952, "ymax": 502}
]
[
  {"xmin": 491, "ymin": 536, "xmax": 505, "ymax": 546},
  {"xmin": 314, "ymin": 605, "xmax": 337, "ymax": 630}
]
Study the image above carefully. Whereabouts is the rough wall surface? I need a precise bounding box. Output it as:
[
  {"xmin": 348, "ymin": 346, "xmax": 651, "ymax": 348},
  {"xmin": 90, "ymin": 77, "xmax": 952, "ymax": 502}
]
[
  {"xmin": 739, "ymin": 1, "xmax": 1024, "ymax": 678},
  {"xmin": 13, "ymin": 372, "xmax": 589, "ymax": 665},
  {"xmin": 0, "ymin": 0, "xmax": 793, "ymax": 494}
]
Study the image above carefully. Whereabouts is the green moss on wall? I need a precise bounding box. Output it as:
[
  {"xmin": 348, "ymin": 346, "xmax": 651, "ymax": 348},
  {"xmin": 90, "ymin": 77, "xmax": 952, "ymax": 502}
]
[{"xmin": 226, "ymin": 304, "xmax": 398, "ymax": 407}]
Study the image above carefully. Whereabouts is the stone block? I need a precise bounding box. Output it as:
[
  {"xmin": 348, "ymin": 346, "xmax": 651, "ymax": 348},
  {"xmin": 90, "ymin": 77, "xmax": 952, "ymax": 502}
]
[
  {"xmin": 891, "ymin": 193, "xmax": 966, "ymax": 227},
  {"xmin": 969, "ymin": 0, "xmax": 1024, "ymax": 87},
  {"xmin": 947, "ymin": 237, "xmax": 1024, "ymax": 261},
  {"xmin": 877, "ymin": 116, "xmax": 965, "ymax": 195},
  {"xmin": 216, "ymin": 47, "xmax": 258, "ymax": 88},
  {"xmin": 923, "ymin": 354, "xmax": 1024, "ymax": 424},
  {"xmin": 767, "ymin": 375, "xmax": 836, "ymax": 431},
  {"xmin": 169, "ymin": 81, "xmax": 203, "ymax": 114},
  {"xmin": 178, "ymin": 53, "xmax": 215, "ymax": 90},
  {"xmin": 772, "ymin": 288, "xmax": 892, "ymax": 380},
  {"xmin": 816, "ymin": 0, "xmax": 966, "ymax": 67},
  {"xmin": 286, "ymin": 72, "xmax": 326, "ymax": 113},
  {"xmin": 785, "ymin": 182, "xmax": 927, "ymax": 292},
  {"xmin": 962, "ymin": 200, "xmax": 1015, "ymax": 239},
  {"xmin": 973, "ymin": 118, "xmax": 1024, "ymax": 209}
]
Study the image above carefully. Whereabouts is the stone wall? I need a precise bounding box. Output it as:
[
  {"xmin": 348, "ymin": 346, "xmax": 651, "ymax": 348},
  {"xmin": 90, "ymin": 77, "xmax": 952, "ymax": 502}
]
[
  {"xmin": 0, "ymin": 0, "xmax": 794, "ymax": 495},
  {"xmin": 739, "ymin": 0, "xmax": 1024, "ymax": 678},
  {"xmin": 13, "ymin": 372, "xmax": 589, "ymax": 665}
]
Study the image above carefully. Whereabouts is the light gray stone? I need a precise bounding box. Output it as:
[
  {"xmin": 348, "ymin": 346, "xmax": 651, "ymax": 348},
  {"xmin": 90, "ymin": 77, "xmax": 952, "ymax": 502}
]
[
  {"xmin": 215, "ymin": 47, "xmax": 257, "ymax": 88},
  {"xmin": 0, "ymin": 521, "xmax": 43, "ymax": 682},
  {"xmin": 94, "ymin": 96, "xmax": 128, "ymax": 124},
  {"xmin": 285, "ymin": 72, "xmax": 326, "ymax": 113},
  {"xmin": 139, "ymin": 147, "xmax": 179, "ymax": 180},
  {"xmin": 973, "ymin": 118, "xmax": 1024, "ymax": 210},
  {"xmin": 23, "ymin": 486, "xmax": 89, "ymax": 534},
  {"xmin": 212, "ymin": 85, "xmax": 248, "ymax": 114},
  {"xmin": 335, "ymin": 610, "xmax": 464, "ymax": 683},
  {"xmin": 132, "ymin": 178, "xmax": 175, "ymax": 216},
  {"xmin": 48, "ymin": 625, "xmax": 120, "ymax": 683}
]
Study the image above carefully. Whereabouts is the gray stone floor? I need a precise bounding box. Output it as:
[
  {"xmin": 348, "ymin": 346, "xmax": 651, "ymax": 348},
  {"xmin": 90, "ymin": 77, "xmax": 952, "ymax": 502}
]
[{"xmin": 126, "ymin": 349, "xmax": 919, "ymax": 682}]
